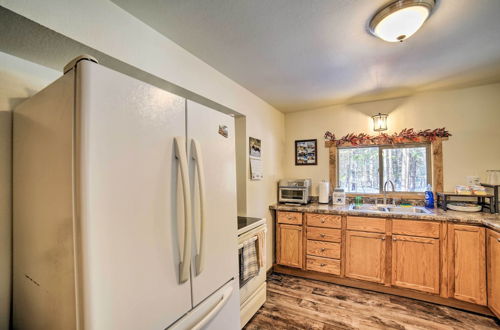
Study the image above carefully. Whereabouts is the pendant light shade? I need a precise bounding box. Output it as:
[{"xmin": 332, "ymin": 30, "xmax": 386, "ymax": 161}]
[
  {"xmin": 369, "ymin": 0, "xmax": 435, "ymax": 42},
  {"xmin": 372, "ymin": 113, "xmax": 388, "ymax": 132}
]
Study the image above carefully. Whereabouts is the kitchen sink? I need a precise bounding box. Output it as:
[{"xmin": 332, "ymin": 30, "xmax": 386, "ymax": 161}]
[
  {"xmin": 385, "ymin": 206, "xmax": 431, "ymax": 214},
  {"xmin": 350, "ymin": 205, "xmax": 387, "ymax": 212},
  {"xmin": 349, "ymin": 204, "xmax": 431, "ymax": 214}
]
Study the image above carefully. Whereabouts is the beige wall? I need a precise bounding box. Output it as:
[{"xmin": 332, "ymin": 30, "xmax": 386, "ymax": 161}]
[
  {"xmin": 0, "ymin": 51, "xmax": 60, "ymax": 330},
  {"xmin": 2, "ymin": 0, "xmax": 284, "ymax": 289},
  {"xmin": 285, "ymin": 83, "xmax": 500, "ymax": 194}
]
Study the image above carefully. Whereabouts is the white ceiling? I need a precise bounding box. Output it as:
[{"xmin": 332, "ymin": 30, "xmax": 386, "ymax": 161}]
[{"xmin": 111, "ymin": 0, "xmax": 500, "ymax": 112}]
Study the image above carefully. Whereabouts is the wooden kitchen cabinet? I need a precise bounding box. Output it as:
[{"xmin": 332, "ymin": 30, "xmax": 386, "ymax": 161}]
[
  {"xmin": 274, "ymin": 210, "xmax": 500, "ymax": 316},
  {"xmin": 448, "ymin": 224, "xmax": 486, "ymax": 305},
  {"xmin": 392, "ymin": 234, "xmax": 440, "ymax": 294},
  {"xmin": 487, "ymin": 229, "xmax": 500, "ymax": 318},
  {"xmin": 306, "ymin": 256, "xmax": 340, "ymax": 275},
  {"xmin": 345, "ymin": 230, "xmax": 386, "ymax": 284},
  {"xmin": 276, "ymin": 223, "xmax": 303, "ymax": 268},
  {"xmin": 277, "ymin": 211, "xmax": 303, "ymax": 225},
  {"xmin": 306, "ymin": 213, "xmax": 341, "ymax": 228},
  {"xmin": 307, "ymin": 227, "xmax": 341, "ymax": 242},
  {"xmin": 306, "ymin": 240, "xmax": 341, "ymax": 259}
]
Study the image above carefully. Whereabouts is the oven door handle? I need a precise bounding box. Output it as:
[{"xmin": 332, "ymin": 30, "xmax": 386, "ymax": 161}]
[{"xmin": 237, "ymin": 235, "xmax": 258, "ymax": 249}]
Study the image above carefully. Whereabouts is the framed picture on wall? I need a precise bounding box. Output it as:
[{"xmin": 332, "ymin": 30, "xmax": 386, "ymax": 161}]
[
  {"xmin": 295, "ymin": 139, "xmax": 317, "ymax": 165},
  {"xmin": 249, "ymin": 137, "xmax": 261, "ymax": 158}
]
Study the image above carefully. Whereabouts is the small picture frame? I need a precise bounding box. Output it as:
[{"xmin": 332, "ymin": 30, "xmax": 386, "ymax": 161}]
[
  {"xmin": 249, "ymin": 137, "xmax": 261, "ymax": 158},
  {"xmin": 295, "ymin": 139, "xmax": 317, "ymax": 166}
]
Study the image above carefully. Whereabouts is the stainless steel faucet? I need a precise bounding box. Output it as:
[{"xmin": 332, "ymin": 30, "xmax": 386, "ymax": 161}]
[{"xmin": 383, "ymin": 180, "xmax": 395, "ymax": 205}]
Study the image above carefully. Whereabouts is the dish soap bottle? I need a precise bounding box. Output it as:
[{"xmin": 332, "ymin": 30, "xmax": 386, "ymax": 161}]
[{"xmin": 425, "ymin": 184, "xmax": 434, "ymax": 208}]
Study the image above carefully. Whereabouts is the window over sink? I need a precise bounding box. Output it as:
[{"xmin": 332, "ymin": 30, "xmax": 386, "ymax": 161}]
[{"xmin": 338, "ymin": 144, "xmax": 431, "ymax": 194}]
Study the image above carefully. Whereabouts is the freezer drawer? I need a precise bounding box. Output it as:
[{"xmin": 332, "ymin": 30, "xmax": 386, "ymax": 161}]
[{"xmin": 169, "ymin": 279, "xmax": 239, "ymax": 330}]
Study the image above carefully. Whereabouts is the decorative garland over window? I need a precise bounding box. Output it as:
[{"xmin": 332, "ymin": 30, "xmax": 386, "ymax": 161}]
[{"xmin": 324, "ymin": 128, "xmax": 451, "ymax": 147}]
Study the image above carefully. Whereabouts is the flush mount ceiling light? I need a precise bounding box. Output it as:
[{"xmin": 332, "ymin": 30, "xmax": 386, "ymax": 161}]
[{"xmin": 369, "ymin": 0, "xmax": 436, "ymax": 42}]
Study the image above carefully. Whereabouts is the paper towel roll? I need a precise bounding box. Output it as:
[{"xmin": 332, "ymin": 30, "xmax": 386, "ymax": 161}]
[{"xmin": 319, "ymin": 180, "xmax": 330, "ymax": 204}]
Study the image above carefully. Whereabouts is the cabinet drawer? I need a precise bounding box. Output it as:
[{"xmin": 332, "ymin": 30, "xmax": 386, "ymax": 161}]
[
  {"xmin": 277, "ymin": 211, "xmax": 303, "ymax": 225},
  {"xmin": 307, "ymin": 227, "xmax": 341, "ymax": 242},
  {"xmin": 306, "ymin": 213, "xmax": 341, "ymax": 228},
  {"xmin": 393, "ymin": 219, "xmax": 440, "ymax": 238},
  {"xmin": 307, "ymin": 240, "xmax": 341, "ymax": 259},
  {"xmin": 306, "ymin": 256, "xmax": 340, "ymax": 275},
  {"xmin": 347, "ymin": 216, "xmax": 386, "ymax": 233}
]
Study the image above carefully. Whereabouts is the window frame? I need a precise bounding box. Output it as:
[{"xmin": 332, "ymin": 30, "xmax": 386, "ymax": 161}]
[{"xmin": 337, "ymin": 143, "xmax": 432, "ymax": 194}]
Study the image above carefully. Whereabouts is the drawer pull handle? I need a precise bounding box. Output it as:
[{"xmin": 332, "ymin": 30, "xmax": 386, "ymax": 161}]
[
  {"xmin": 320, "ymin": 248, "xmax": 326, "ymax": 252},
  {"xmin": 320, "ymin": 234, "xmax": 326, "ymax": 238},
  {"xmin": 320, "ymin": 263, "xmax": 327, "ymax": 267}
]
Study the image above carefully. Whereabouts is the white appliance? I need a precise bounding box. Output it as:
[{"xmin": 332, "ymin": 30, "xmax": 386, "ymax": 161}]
[
  {"xmin": 487, "ymin": 170, "xmax": 500, "ymax": 185},
  {"xmin": 237, "ymin": 217, "xmax": 267, "ymax": 328},
  {"xmin": 332, "ymin": 187, "xmax": 346, "ymax": 205},
  {"xmin": 318, "ymin": 180, "xmax": 330, "ymax": 204},
  {"xmin": 13, "ymin": 57, "xmax": 240, "ymax": 330}
]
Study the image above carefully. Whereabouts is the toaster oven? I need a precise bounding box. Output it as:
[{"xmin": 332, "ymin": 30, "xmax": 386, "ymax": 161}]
[{"xmin": 278, "ymin": 179, "xmax": 312, "ymax": 204}]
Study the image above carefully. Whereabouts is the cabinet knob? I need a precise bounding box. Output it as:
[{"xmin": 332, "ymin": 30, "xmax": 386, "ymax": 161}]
[
  {"xmin": 320, "ymin": 248, "xmax": 326, "ymax": 252},
  {"xmin": 320, "ymin": 234, "xmax": 326, "ymax": 238},
  {"xmin": 392, "ymin": 237, "xmax": 397, "ymax": 241},
  {"xmin": 497, "ymin": 238, "xmax": 500, "ymax": 243},
  {"xmin": 320, "ymin": 263, "xmax": 326, "ymax": 267},
  {"xmin": 321, "ymin": 219, "xmax": 326, "ymax": 223},
  {"xmin": 381, "ymin": 237, "xmax": 386, "ymax": 241}
]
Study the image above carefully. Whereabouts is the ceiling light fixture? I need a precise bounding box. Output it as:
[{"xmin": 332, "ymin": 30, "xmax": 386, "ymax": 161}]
[
  {"xmin": 372, "ymin": 113, "xmax": 388, "ymax": 132},
  {"xmin": 369, "ymin": 0, "xmax": 436, "ymax": 43}
]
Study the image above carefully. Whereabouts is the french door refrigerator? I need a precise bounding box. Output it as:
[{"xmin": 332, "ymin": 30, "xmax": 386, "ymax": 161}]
[{"xmin": 13, "ymin": 58, "xmax": 240, "ymax": 330}]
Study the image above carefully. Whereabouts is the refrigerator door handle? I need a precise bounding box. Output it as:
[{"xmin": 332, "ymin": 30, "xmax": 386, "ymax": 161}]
[
  {"xmin": 191, "ymin": 285, "xmax": 233, "ymax": 330},
  {"xmin": 191, "ymin": 139, "xmax": 207, "ymax": 276},
  {"xmin": 175, "ymin": 137, "xmax": 192, "ymax": 283}
]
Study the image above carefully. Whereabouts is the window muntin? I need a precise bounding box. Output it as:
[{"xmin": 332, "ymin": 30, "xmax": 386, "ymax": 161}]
[{"xmin": 338, "ymin": 144, "xmax": 430, "ymax": 193}]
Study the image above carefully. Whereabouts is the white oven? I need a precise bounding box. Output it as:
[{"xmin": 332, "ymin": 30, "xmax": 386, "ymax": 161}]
[{"xmin": 237, "ymin": 217, "xmax": 267, "ymax": 328}]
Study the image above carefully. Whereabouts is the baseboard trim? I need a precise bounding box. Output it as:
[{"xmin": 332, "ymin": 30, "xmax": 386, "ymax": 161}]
[{"xmin": 266, "ymin": 267, "xmax": 274, "ymax": 278}]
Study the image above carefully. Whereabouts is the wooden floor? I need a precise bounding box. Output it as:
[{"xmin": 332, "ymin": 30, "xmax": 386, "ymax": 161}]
[{"xmin": 244, "ymin": 273, "xmax": 500, "ymax": 330}]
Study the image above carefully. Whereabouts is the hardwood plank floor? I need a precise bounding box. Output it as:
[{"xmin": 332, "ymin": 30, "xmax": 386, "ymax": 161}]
[{"xmin": 244, "ymin": 273, "xmax": 500, "ymax": 330}]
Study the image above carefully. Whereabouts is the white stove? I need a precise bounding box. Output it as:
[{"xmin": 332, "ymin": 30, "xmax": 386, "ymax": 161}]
[
  {"xmin": 237, "ymin": 216, "xmax": 267, "ymax": 328},
  {"xmin": 237, "ymin": 216, "xmax": 266, "ymax": 235}
]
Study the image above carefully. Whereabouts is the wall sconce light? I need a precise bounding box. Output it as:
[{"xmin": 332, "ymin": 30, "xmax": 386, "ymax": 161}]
[{"xmin": 372, "ymin": 113, "xmax": 388, "ymax": 132}]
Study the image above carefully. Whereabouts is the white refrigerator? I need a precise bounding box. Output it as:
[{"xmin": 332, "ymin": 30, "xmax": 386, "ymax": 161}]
[{"xmin": 13, "ymin": 58, "xmax": 240, "ymax": 330}]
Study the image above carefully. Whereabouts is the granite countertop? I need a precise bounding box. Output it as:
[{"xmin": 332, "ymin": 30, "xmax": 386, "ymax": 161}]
[{"xmin": 270, "ymin": 203, "xmax": 500, "ymax": 232}]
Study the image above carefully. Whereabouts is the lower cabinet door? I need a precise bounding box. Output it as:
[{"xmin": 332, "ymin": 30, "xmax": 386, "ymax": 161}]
[
  {"xmin": 392, "ymin": 235, "xmax": 440, "ymax": 294},
  {"xmin": 449, "ymin": 224, "xmax": 486, "ymax": 305},
  {"xmin": 487, "ymin": 229, "xmax": 500, "ymax": 318},
  {"xmin": 345, "ymin": 231, "xmax": 386, "ymax": 284},
  {"xmin": 277, "ymin": 224, "xmax": 303, "ymax": 268}
]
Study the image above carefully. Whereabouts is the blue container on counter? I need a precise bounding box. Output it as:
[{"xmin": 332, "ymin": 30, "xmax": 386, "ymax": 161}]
[{"xmin": 425, "ymin": 184, "xmax": 434, "ymax": 208}]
